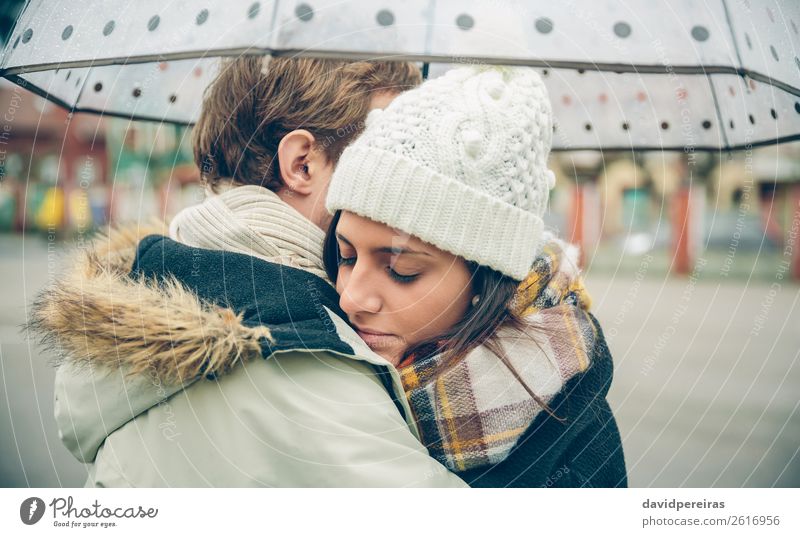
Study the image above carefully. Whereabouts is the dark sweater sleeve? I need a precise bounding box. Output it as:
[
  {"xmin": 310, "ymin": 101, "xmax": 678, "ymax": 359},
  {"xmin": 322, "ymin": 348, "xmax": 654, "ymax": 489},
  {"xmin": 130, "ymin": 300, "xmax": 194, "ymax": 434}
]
[{"xmin": 458, "ymin": 314, "xmax": 628, "ymax": 488}]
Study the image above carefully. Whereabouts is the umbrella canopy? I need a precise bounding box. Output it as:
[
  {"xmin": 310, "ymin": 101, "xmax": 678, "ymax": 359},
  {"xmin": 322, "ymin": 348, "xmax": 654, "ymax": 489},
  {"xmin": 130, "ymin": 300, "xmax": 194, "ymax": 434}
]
[{"xmin": 2, "ymin": 0, "xmax": 799, "ymax": 151}]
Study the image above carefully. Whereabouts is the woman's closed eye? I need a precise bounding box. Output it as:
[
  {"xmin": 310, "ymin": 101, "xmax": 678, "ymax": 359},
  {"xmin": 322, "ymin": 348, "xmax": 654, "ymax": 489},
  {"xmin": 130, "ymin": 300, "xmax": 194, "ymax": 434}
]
[
  {"xmin": 387, "ymin": 265, "xmax": 419, "ymax": 284},
  {"xmin": 337, "ymin": 247, "xmax": 420, "ymax": 284},
  {"xmin": 337, "ymin": 252, "xmax": 356, "ymax": 266}
]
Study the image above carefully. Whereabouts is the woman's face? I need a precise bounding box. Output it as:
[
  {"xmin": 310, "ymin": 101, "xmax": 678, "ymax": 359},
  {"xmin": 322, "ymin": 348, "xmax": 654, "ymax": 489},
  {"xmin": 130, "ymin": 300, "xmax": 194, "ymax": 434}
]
[{"xmin": 334, "ymin": 211, "xmax": 474, "ymax": 366}]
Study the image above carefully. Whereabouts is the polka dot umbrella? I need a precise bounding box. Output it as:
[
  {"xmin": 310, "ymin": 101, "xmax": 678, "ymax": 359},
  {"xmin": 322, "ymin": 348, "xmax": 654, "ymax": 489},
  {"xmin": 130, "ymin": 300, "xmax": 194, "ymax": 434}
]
[{"xmin": 1, "ymin": 0, "xmax": 799, "ymax": 151}]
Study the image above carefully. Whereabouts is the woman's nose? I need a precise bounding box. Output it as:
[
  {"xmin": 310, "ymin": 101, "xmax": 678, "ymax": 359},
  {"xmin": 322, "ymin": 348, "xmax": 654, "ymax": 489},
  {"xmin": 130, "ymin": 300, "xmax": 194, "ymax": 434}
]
[{"xmin": 338, "ymin": 264, "xmax": 382, "ymax": 315}]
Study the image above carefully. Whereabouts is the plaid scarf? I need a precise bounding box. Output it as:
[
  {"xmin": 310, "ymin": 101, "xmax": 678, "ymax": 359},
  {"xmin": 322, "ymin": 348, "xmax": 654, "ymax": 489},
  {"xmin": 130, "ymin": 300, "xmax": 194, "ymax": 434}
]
[{"xmin": 398, "ymin": 235, "xmax": 597, "ymax": 473}]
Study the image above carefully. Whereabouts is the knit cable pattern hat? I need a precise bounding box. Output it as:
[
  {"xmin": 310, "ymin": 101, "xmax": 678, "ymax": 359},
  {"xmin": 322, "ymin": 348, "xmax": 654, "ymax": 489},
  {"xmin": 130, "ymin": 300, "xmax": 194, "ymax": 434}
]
[{"xmin": 326, "ymin": 66, "xmax": 556, "ymax": 280}]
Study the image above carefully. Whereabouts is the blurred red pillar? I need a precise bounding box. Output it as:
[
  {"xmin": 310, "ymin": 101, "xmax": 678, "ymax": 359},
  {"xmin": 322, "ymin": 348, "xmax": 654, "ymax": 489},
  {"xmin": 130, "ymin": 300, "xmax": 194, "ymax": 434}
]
[
  {"xmin": 568, "ymin": 185, "xmax": 585, "ymax": 267},
  {"xmin": 671, "ymin": 185, "xmax": 704, "ymax": 275},
  {"xmin": 790, "ymin": 184, "xmax": 800, "ymax": 281},
  {"xmin": 672, "ymin": 187, "xmax": 691, "ymax": 275},
  {"xmin": 567, "ymin": 182, "xmax": 600, "ymax": 268}
]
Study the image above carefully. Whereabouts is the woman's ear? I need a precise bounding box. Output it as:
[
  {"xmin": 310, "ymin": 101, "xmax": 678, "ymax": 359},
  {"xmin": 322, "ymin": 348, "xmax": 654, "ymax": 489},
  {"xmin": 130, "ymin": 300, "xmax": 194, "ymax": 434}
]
[{"xmin": 277, "ymin": 129, "xmax": 316, "ymax": 195}]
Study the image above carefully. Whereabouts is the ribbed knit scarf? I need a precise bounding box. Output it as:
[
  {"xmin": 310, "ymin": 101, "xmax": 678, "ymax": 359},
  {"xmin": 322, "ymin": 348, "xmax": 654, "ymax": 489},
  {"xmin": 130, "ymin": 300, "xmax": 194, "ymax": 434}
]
[
  {"xmin": 169, "ymin": 184, "xmax": 329, "ymax": 283},
  {"xmin": 398, "ymin": 235, "xmax": 597, "ymax": 473}
]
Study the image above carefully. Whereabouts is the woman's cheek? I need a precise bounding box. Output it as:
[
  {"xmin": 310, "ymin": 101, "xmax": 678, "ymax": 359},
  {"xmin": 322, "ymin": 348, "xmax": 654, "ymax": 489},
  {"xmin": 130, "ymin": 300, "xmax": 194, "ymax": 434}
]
[
  {"xmin": 403, "ymin": 283, "xmax": 447, "ymax": 333},
  {"xmin": 430, "ymin": 277, "xmax": 471, "ymax": 323}
]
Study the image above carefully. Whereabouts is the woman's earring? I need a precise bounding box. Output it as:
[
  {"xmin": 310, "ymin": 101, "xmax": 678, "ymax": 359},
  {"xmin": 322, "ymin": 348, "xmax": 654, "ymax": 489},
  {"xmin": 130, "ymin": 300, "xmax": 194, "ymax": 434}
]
[{"xmin": 471, "ymin": 294, "xmax": 481, "ymax": 307}]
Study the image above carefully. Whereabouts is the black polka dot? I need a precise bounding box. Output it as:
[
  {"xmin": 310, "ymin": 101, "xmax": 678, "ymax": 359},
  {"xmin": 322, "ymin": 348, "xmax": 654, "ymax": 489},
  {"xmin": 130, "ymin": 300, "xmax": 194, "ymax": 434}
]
[
  {"xmin": 296, "ymin": 3, "xmax": 314, "ymax": 22},
  {"xmin": 535, "ymin": 17, "xmax": 553, "ymax": 34},
  {"xmin": 770, "ymin": 108, "xmax": 777, "ymax": 119},
  {"xmin": 376, "ymin": 9, "xmax": 394, "ymax": 26},
  {"xmin": 169, "ymin": 94, "xmax": 177, "ymax": 104},
  {"xmin": 770, "ymin": 45, "xmax": 779, "ymax": 61},
  {"xmin": 247, "ymin": 2, "xmax": 260, "ymax": 19},
  {"xmin": 103, "ymin": 21, "xmax": 115, "ymax": 36},
  {"xmin": 748, "ymin": 114, "xmax": 755, "ymax": 124},
  {"xmin": 133, "ymin": 88, "xmax": 142, "ymax": 98},
  {"xmin": 12, "ymin": 35, "xmax": 20, "ymax": 49},
  {"xmin": 65, "ymin": 71, "xmax": 71, "ymax": 80},
  {"xmin": 702, "ymin": 120, "xmax": 712, "ymax": 129},
  {"xmin": 584, "ymin": 123, "xmax": 592, "ymax": 131},
  {"xmin": 21, "ymin": 28, "xmax": 32, "ymax": 43},
  {"xmin": 661, "ymin": 121, "xmax": 669, "ymax": 130},
  {"xmin": 622, "ymin": 121, "xmax": 630, "ymax": 131},
  {"xmin": 613, "ymin": 22, "xmax": 631, "ymax": 38},
  {"xmin": 456, "ymin": 14, "xmax": 474, "ymax": 30},
  {"xmin": 729, "ymin": 119, "xmax": 735, "ymax": 129},
  {"xmin": 93, "ymin": 82, "xmax": 103, "ymax": 92},
  {"xmin": 62, "ymin": 25, "xmax": 73, "ymax": 40},
  {"xmin": 148, "ymin": 15, "xmax": 160, "ymax": 31},
  {"xmin": 691, "ymin": 26, "xmax": 709, "ymax": 42},
  {"xmin": 795, "ymin": 102, "xmax": 800, "ymax": 114},
  {"xmin": 197, "ymin": 9, "xmax": 209, "ymax": 25},
  {"xmin": 542, "ymin": 69, "xmax": 549, "ymax": 76}
]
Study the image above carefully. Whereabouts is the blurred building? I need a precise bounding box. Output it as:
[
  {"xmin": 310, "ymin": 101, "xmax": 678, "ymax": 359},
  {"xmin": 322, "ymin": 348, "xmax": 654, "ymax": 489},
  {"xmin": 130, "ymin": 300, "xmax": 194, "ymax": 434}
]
[
  {"xmin": 0, "ymin": 80, "xmax": 200, "ymax": 235},
  {"xmin": 547, "ymin": 143, "xmax": 800, "ymax": 279}
]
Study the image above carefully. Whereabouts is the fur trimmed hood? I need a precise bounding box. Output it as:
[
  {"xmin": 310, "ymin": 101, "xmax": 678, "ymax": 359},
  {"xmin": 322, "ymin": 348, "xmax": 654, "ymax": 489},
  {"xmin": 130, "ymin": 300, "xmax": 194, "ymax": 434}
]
[{"xmin": 29, "ymin": 223, "xmax": 275, "ymax": 385}]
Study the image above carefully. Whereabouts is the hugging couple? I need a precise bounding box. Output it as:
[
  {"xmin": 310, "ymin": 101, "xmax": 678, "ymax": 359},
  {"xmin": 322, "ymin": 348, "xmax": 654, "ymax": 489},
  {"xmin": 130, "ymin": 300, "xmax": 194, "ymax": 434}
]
[{"xmin": 32, "ymin": 57, "xmax": 627, "ymax": 487}]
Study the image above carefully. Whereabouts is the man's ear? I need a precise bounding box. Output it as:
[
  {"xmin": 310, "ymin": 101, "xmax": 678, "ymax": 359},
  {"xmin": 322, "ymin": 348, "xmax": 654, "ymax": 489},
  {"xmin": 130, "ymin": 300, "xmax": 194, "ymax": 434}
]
[{"xmin": 277, "ymin": 129, "xmax": 317, "ymax": 195}]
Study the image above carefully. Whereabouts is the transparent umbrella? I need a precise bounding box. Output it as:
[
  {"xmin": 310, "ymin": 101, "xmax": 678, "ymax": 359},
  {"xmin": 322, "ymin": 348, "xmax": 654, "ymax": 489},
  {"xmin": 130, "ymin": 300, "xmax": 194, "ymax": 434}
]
[{"xmin": 1, "ymin": 0, "xmax": 799, "ymax": 151}]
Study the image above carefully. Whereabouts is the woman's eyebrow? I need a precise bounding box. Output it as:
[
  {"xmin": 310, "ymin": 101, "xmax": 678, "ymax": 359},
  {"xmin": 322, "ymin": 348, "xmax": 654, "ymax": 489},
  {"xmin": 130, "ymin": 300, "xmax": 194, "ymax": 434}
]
[
  {"xmin": 376, "ymin": 246, "xmax": 431, "ymax": 257},
  {"xmin": 336, "ymin": 232, "xmax": 430, "ymax": 256},
  {"xmin": 335, "ymin": 232, "xmax": 353, "ymax": 247}
]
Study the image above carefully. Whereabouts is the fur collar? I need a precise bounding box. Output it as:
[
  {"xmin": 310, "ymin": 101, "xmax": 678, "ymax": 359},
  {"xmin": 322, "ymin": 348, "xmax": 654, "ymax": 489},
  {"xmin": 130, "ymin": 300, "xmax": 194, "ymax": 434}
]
[{"xmin": 29, "ymin": 223, "xmax": 274, "ymax": 385}]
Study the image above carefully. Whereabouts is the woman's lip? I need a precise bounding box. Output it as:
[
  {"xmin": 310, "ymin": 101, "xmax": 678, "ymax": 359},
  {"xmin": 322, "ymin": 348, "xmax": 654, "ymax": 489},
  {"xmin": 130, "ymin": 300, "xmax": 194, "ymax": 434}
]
[
  {"xmin": 354, "ymin": 326, "xmax": 394, "ymax": 336},
  {"xmin": 354, "ymin": 328, "xmax": 400, "ymax": 349}
]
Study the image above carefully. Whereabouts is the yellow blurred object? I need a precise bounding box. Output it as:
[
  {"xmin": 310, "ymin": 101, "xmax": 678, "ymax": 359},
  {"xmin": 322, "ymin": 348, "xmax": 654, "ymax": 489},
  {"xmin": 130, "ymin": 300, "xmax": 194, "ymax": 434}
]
[{"xmin": 35, "ymin": 187, "xmax": 64, "ymax": 231}]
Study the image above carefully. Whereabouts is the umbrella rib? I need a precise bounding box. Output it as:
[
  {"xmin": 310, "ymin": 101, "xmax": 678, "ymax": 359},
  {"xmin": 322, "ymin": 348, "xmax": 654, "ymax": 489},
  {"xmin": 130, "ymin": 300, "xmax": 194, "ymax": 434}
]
[
  {"xmin": 707, "ymin": 75, "xmax": 732, "ymax": 151},
  {"xmin": 720, "ymin": 0, "xmax": 746, "ymax": 71}
]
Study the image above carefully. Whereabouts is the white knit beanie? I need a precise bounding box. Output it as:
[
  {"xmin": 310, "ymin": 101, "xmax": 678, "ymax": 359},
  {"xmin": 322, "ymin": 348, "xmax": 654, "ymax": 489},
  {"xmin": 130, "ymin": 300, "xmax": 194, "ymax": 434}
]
[{"xmin": 326, "ymin": 66, "xmax": 556, "ymax": 280}]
